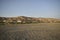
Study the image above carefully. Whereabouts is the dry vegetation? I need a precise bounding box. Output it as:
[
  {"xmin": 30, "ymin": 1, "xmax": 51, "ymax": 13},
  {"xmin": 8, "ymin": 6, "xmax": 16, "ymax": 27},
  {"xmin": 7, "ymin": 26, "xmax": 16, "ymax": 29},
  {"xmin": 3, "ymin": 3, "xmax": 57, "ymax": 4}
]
[
  {"xmin": 0, "ymin": 23, "xmax": 60, "ymax": 40},
  {"xmin": 0, "ymin": 16, "xmax": 60, "ymax": 24}
]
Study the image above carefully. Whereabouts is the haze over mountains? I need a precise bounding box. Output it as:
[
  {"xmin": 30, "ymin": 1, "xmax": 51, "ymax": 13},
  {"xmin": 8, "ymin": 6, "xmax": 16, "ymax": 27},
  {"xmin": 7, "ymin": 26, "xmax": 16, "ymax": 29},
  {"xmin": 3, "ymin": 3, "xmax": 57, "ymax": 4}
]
[{"xmin": 0, "ymin": 16, "xmax": 60, "ymax": 24}]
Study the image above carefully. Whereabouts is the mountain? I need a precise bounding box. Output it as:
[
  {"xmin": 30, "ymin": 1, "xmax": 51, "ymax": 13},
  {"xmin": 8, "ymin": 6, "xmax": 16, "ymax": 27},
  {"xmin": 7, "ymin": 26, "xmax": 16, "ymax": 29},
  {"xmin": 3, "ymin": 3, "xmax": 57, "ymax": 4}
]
[{"xmin": 0, "ymin": 16, "xmax": 60, "ymax": 24}]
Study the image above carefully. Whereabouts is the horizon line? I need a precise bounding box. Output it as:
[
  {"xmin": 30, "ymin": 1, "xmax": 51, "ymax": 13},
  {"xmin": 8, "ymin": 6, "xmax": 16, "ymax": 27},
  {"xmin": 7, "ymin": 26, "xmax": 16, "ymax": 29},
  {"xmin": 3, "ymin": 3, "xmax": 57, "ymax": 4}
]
[{"xmin": 0, "ymin": 16, "xmax": 60, "ymax": 19}]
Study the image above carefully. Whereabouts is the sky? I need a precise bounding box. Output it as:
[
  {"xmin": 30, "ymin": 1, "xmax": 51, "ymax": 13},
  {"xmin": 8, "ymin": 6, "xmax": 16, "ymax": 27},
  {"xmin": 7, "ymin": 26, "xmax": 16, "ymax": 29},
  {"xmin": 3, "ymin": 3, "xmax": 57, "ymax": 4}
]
[{"xmin": 0, "ymin": 0, "xmax": 60, "ymax": 18}]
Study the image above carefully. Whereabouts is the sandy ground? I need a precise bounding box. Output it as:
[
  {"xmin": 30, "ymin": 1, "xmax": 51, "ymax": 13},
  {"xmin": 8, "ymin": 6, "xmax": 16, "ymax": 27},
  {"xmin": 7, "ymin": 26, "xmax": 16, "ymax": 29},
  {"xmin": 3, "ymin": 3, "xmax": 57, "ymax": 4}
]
[{"xmin": 0, "ymin": 23, "xmax": 60, "ymax": 40}]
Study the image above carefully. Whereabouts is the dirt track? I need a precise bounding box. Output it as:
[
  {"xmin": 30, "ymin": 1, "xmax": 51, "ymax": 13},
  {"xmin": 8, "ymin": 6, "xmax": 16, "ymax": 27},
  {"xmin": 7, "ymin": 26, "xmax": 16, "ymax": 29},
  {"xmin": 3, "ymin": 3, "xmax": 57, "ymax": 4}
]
[{"xmin": 0, "ymin": 23, "xmax": 60, "ymax": 40}]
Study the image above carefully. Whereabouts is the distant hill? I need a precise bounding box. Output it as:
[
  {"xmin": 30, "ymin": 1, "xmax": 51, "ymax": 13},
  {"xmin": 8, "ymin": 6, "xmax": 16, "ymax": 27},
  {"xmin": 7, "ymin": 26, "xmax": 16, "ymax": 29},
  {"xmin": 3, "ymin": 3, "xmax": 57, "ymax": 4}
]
[{"xmin": 0, "ymin": 16, "xmax": 60, "ymax": 24}]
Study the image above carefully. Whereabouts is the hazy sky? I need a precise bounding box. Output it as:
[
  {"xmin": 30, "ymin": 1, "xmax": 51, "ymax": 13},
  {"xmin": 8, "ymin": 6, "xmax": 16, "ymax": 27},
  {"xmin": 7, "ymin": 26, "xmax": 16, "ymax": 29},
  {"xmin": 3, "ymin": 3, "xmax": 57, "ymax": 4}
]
[{"xmin": 0, "ymin": 0, "xmax": 60, "ymax": 18}]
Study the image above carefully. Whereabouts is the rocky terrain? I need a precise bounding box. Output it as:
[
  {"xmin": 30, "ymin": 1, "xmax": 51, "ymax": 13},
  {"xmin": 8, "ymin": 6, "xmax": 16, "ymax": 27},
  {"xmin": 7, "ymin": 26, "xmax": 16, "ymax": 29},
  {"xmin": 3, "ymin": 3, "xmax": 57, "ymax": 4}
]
[{"xmin": 0, "ymin": 16, "xmax": 60, "ymax": 24}]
